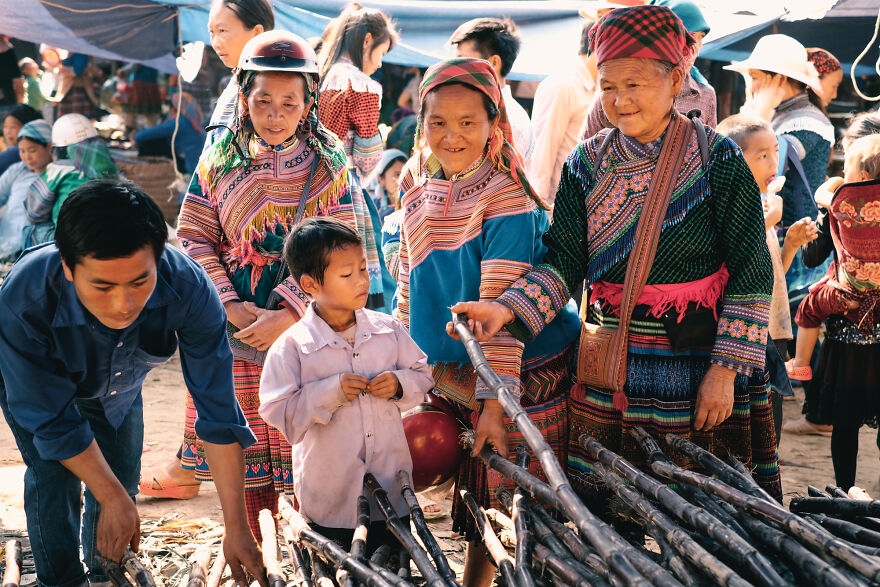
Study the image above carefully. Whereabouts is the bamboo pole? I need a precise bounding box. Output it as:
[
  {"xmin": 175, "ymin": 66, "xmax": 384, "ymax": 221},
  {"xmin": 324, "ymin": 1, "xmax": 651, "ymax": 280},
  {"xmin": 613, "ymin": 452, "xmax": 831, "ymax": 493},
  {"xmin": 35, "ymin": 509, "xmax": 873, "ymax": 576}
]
[
  {"xmin": 453, "ymin": 316, "xmax": 670, "ymax": 587},
  {"xmin": 396, "ymin": 469, "xmax": 459, "ymax": 586},
  {"xmin": 363, "ymin": 473, "xmax": 447, "ymax": 587}
]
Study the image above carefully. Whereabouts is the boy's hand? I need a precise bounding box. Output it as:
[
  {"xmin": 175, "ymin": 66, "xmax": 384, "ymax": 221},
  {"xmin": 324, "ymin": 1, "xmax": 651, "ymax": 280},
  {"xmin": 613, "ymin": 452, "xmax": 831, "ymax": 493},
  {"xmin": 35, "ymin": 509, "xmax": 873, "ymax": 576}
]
[
  {"xmin": 763, "ymin": 192, "xmax": 783, "ymax": 229},
  {"xmin": 340, "ymin": 374, "xmax": 370, "ymax": 400},
  {"xmin": 815, "ymin": 176, "xmax": 845, "ymax": 209},
  {"xmin": 785, "ymin": 217, "xmax": 819, "ymax": 248},
  {"xmin": 367, "ymin": 372, "xmax": 401, "ymax": 399}
]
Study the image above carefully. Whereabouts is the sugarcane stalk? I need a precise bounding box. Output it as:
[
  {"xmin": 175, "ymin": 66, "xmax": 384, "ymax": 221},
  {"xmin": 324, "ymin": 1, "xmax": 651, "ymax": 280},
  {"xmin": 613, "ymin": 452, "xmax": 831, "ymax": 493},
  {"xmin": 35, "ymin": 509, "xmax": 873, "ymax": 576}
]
[
  {"xmin": 632, "ymin": 427, "xmax": 880, "ymax": 583},
  {"xmin": 595, "ymin": 462, "xmax": 755, "ymax": 587},
  {"xmin": 528, "ymin": 503, "xmax": 610, "ymax": 580},
  {"xmin": 807, "ymin": 513, "xmax": 880, "ymax": 547},
  {"xmin": 665, "ymin": 433, "xmax": 779, "ymax": 505},
  {"xmin": 512, "ymin": 446, "xmax": 537, "ymax": 587},
  {"xmin": 505, "ymin": 493, "xmax": 610, "ymax": 587},
  {"xmin": 827, "ymin": 486, "xmax": 850, "ymax": 498},
  {"xmin": 530, "ymin": 542, "xmax": 592, "ymax": 587},
  {"xmin": 733, "ymin": 508, "xmax": 859, "ymax": 586},
  {"xmin": 279, "ymin": 495, "xmax": 397, "ymax": 587},
  {"xmin": 309, "ymin": 550, "xmax": 336, "ymax": 587},
  {"xmin": 485, "ymin": 508, "xmax": 517, "ymax": 548},
  {"xmin": 363, "ymin": 473, "xmax": 447, "ymax": 587},
  {"xmin": 3, "ymin": 540, "xmax": 22, "ymax": 587},
  {"xmin": 398, "ymin": 550, "xmax": 411, "ymax": 580},
  {"xmin": 790, "ymin": 497, "xmax": 880, "ymax": 518},
  {"xmin": 583, "ymin": 433, "xmax": 774, "ymax": 586},
  {"xmin": 453, "ymin": 315, "xmax": 677, "ymax": 587},
  {"xmin": 459, "ymin": 487, "xmax": 517, "ymax": 587},
  {"xmin": 395, "ymin": 470, "xmax": 459, "ymax": 586},
  {"xmin": 466, "ymin": 437, "xmax": 653, "ymax": 587},
  {"xmin": 185, "ymin": 545, "xmax": 212, "ymax": 587},
  {"xmin": 96, "ymin": 555, "xmax": 134, "ymax": 587},
  {"xmin": 338, "ymin": 496, "xmax": 371, "ymax": 587},
  {"xmin": 809, "ymin": 486, "xmax": 834, "ymax": 498},
  {"xmin": 675, "ymin": 483, "xmax": 751, "ymax": 542},
  {"xmin": 647, "ymin": 529, "xmax": 697, "ymax": 586},
  {"xmin": 281, "ymin": 521, "xmax": 314, "ymax": 587},
  {"xmin": 366, "ymin": 559, "xmax": 415, "ymax": 587},
  {"xmin": 119, "ymin": 548, "xmax": 157, "ymax": 587},
  {"xmin": 370, "ymin": 544, "xmax": 392, "ymax": 567},
  {"xmin": 819, "ymin": 488, "xmax": 880, "ymax": 532},
  {"xmin": 205, "ymin": 549, "xmax": 226, "ymax": 587},
  {"xmin": 258, "ymin": 509, "xmax": 286, "ymax": 587}
]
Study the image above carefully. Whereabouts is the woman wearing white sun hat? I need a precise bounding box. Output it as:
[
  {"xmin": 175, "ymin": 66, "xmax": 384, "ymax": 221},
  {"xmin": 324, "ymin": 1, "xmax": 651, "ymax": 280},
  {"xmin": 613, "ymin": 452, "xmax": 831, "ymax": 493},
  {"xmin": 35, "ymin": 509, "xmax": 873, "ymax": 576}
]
[{"xmin": 724, "ymin": 34, "xmax": 833, "ymax": 231}]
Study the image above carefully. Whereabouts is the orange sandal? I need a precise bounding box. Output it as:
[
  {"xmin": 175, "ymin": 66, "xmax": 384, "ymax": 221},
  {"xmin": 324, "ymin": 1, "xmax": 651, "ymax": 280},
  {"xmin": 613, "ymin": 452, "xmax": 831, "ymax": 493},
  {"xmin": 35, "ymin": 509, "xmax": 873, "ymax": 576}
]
[
  {"xmin": 785, "ymin": 360, "xmax": 813, "ymax": 382},
  {"xmin": 138, "ymin": 469, "xmax": 200, "ymax": 500}
]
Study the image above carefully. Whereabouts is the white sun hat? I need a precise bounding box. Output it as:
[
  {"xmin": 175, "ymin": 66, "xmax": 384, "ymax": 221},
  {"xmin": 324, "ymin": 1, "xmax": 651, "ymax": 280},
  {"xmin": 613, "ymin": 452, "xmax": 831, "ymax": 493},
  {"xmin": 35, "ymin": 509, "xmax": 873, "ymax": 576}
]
[{"xmin": 723, "ymin": 34, "xmax": 823, "ymax": 95}]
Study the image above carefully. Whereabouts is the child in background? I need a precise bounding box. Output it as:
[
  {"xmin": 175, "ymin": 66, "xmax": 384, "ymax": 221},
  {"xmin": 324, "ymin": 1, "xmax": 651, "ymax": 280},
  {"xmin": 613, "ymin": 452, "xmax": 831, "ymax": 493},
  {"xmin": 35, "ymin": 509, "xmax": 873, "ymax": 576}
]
[
  {"xmin": 0, "ymin": 120, "xmax": 47, "ymax": 261},
  {"xmin": 259, "ymin": 216, "xmax": 433, "ymax": 551},
  {"xmin": 785, "ymin": 134, "xmax": 880, "ymax": 381},
  {"xmin": 717, "ymin": 113, "xmax": 819, "ymax": 442},
  {"xmin": 365, "ymin": 148, "xmax": 406, "ymax": 221},
  {"xmin": 18, "ymin": 58, "xmax": 45, "ymax": 112}
]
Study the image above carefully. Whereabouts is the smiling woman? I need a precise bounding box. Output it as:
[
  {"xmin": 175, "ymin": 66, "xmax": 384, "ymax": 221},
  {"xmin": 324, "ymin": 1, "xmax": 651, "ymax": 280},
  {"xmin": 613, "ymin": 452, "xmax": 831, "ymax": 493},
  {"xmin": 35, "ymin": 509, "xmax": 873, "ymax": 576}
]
[{"xmin": 450, "ymin": 4, "xmax": 782, "ymax": 527}]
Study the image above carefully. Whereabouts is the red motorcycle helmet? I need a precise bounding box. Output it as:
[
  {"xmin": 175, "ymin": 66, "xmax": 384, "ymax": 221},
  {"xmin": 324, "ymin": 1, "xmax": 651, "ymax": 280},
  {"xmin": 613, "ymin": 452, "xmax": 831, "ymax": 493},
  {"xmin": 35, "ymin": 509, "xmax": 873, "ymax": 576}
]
[
  {"xmin": 237, "ymin": 30, "xmax": 319, "ymax": 84},
  {"xmin": 403, "ymin": 394, "xmax": 465, "ymax": 492}
]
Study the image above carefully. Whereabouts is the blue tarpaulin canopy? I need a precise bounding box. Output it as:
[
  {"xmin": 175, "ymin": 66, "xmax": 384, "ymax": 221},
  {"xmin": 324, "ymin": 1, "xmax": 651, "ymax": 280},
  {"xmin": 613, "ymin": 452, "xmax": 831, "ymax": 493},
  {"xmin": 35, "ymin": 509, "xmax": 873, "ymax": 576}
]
[{"xmin": 0, "ymin": 1, "xmax": 873, "ymax": 80}]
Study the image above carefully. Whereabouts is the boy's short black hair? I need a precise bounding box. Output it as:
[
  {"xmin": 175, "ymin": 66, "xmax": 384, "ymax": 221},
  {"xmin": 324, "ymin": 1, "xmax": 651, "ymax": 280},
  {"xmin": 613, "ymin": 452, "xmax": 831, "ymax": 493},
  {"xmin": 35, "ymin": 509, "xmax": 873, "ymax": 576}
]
[
  {"xmin": 449, "ymin": 17, "xmax": 520, "ymax": 78},
  {"xmin": 285, "ymin": 217, "xmax": 362, "ymax": 285},
  {"xmin": 716, "ymin": 113, "xmax": 774, "ymax": 152},
  {"xmin": 55, "ymin": 179, "xmax": 168, "ymax": 270}
]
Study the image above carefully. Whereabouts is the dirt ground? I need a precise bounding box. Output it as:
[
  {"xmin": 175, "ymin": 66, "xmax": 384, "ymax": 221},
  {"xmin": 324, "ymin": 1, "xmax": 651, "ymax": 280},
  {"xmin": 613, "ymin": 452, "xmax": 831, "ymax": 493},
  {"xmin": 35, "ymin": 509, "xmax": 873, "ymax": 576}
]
[{"xmin": 1, "ymin": 355, "xmax": 879, "ymax": 579}]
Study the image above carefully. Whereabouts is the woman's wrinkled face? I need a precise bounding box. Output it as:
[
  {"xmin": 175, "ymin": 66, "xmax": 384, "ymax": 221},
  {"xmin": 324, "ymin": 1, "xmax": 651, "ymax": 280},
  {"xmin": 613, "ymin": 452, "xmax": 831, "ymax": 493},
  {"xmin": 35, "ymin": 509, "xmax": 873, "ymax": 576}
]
[
  {"xmin": 244, "ymin": 72, "xmax": 313, "ymax": 146},
  {"xmin": 208, "ymin": 2, "xmax": 264, "ymax": 69},
  {"xmin": 422, "ymin": 83, "xmax": 495, "ymax": 179},
  {"xmin": 598, "ymin": 58, "xmax": 683, "ymax": 144}
]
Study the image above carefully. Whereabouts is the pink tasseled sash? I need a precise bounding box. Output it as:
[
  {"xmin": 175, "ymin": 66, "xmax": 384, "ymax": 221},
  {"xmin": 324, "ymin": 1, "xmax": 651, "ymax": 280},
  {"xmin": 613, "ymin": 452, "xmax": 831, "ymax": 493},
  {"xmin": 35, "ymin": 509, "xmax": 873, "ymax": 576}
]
[{"xmin": 590, "ymin": 264, "xmax": 729, "ymax": 322}]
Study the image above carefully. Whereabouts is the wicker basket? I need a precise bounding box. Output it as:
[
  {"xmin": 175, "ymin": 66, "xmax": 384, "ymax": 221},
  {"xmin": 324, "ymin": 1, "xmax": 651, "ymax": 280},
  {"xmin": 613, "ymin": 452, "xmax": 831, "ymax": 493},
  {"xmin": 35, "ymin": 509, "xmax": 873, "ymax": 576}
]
[{"xmin": 115, "ymin": 155, "xmax": 181, "ymax": 225}]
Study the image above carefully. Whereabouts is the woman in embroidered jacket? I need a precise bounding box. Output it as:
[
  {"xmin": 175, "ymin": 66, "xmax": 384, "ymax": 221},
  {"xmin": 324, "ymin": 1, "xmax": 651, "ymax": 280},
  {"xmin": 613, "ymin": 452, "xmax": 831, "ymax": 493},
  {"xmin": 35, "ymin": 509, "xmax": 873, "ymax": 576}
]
[
  {"xmin": 176, "ymin": 31, "xmax": 375, "ymax": 539},
  {"xmin": 453, "ymin": 5, "xmax": 782, "ymax": 503},
  {"xmin": 394, "ymin": 57, "xmax": 580, "ymax": 586},
  {"xmin": 318, "ymin": 3, "xmax": 397, "ymax": 179}
]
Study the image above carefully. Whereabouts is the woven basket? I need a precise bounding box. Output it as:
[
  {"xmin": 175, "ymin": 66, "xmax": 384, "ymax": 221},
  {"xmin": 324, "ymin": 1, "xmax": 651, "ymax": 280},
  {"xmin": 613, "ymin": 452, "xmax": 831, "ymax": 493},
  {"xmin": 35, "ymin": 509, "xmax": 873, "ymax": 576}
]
[{"xmin": 115, "ymin": 156, "xmax": 181, "ymax": 225}]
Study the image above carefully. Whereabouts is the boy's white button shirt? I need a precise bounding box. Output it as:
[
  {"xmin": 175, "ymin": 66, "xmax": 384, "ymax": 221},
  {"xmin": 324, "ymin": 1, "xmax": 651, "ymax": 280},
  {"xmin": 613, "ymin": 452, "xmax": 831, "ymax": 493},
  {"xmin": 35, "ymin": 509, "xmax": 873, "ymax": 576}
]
[{"xmin": 259, "ymin": 304, "xmax": 435, "ymax": 528}]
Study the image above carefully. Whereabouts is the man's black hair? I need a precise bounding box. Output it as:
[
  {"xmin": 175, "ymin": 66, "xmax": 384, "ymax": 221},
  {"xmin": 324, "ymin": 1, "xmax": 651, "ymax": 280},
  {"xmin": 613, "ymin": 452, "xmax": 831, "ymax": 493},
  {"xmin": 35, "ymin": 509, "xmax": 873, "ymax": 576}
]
[
  {"xmin": 55, "ymin": 179, "xmax": 168, "ymax": 270},
  {"xmin": 449, "ymin": 17, "xmax": 520, "ymax": 78},
  {"xmin": 285, "ymin": 216, "xmax": 362, "ymax": 285}
]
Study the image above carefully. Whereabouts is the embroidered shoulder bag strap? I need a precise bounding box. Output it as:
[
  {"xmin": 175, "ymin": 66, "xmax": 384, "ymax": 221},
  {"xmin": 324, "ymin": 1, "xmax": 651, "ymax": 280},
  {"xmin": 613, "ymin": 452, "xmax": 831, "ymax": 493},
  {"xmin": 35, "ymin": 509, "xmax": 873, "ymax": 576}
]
[{"xmin": 577, "ymin": 111, "xmax": 695, "ymax": 410}]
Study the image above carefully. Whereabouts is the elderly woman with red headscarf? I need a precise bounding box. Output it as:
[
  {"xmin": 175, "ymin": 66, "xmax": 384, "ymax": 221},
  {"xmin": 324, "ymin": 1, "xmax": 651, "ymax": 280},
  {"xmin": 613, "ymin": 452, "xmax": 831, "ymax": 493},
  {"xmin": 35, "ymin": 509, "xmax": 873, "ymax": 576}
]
[
  {"xmin": 393, "ymin": 56, "xmax": 580, "ymax": 585},
  {"xmin": 451, "ymin": 5, "xmax": 781, "ymax": 505}
]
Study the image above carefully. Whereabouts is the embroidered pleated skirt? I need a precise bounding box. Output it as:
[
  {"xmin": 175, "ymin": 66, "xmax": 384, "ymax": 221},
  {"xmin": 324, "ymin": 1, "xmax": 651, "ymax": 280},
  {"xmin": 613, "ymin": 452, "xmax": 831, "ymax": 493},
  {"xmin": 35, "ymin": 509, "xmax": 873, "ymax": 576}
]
[{"xmin": 567, "ymin": 316, "xmax": 782, "ymax": 504}]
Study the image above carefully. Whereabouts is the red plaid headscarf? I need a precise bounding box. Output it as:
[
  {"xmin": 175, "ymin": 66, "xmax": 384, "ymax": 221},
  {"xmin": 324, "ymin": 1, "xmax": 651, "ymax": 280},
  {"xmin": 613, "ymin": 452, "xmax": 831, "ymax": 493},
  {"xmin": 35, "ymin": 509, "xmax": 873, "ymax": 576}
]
[
  {"xmin": 417, "ymin": 57, "xmax": 541, "ymax": 206},
  {"xmin": 807, "ymin": 48, "xmax": 841, "ymax": 78},
  {"xmin": 588, "ymin": 4, "xmax": 695, "ymax": 67}
]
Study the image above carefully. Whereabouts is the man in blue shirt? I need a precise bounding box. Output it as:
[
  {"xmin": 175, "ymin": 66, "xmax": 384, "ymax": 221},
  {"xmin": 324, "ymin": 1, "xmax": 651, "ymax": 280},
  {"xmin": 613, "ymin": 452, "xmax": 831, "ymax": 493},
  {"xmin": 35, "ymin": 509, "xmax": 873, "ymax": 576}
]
[{"xmin": 0, "ymin": 179, "xmax": 268, "ymax": 587}]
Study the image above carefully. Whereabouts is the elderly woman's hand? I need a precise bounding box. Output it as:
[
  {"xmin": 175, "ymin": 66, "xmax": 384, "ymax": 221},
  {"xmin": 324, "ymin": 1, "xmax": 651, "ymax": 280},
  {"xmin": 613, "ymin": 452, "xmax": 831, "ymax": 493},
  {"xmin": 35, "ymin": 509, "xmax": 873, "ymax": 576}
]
[
  {"xmin": 693, "ymin": 364, "xmax": 736, "ymax": 431},
  {"xmin": 446, "ymin": 301, "xmax": 515, "ymax": 342}
]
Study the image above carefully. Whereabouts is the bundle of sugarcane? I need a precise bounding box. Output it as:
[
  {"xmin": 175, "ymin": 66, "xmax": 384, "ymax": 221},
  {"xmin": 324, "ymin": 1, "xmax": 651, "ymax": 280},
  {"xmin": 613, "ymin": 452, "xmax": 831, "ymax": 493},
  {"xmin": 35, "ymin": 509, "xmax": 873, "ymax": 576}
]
[{"xmin": 451, "ymin": 313, "xmax": 880, "ymax": 586}]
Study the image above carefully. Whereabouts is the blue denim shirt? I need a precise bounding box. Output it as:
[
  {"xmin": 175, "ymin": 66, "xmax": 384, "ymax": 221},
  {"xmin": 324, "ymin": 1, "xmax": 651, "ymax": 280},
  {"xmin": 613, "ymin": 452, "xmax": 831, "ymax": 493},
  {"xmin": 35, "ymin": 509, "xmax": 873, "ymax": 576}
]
[{"xmin": 0, "ymin": 243, "xmax": 255, "ymax": 461}]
